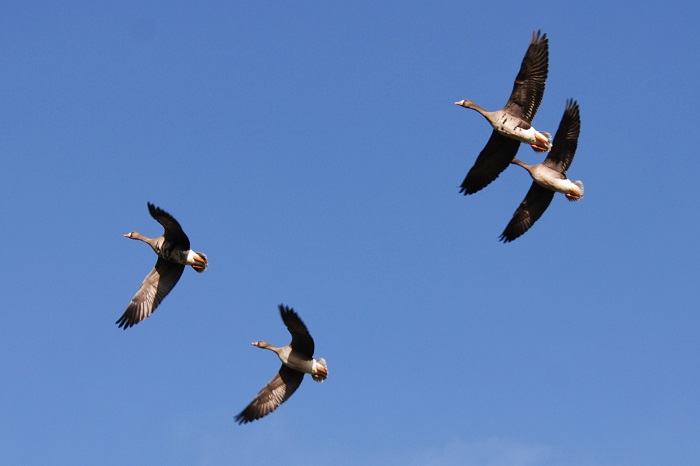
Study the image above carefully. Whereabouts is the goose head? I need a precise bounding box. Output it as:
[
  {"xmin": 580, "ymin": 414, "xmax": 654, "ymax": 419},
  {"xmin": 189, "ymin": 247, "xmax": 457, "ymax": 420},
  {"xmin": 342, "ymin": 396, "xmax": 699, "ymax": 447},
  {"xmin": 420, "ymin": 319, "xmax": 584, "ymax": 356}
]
[
  {"xmin": 454, "ymin": 99, "xmax": 489, "ymax": 117},
  {"xmin": 252, "ymin": 340, "xmax": 273, "ymax": 349},
  {"xmin": 454, "ymin": 99, "xmax": 476, "ymax": 108},
  {"xmin": 124, "ymin": 231, "xmax": 153, "ymax": 244}
]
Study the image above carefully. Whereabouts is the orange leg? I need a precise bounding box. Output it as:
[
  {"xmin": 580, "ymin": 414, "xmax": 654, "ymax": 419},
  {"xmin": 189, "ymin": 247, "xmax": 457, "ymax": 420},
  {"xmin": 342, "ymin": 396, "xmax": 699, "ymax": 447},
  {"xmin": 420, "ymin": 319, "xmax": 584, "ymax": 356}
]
[{"xmin": 531, "ymin": 133, "xmax": 550, "ymax": 151}]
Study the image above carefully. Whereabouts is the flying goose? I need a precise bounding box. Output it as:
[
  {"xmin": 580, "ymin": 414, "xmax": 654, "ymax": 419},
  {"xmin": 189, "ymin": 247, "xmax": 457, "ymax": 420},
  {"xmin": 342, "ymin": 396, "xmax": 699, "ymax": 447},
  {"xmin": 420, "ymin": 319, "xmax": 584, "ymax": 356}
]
[
  {"xmin": 235, "ymin": 305, "xmax": 328, "ymax": 424},
  {"xmin": 500, "ymin": 99, "xmax": 583, "ymax": 242},
  {"xmin": 456, "ymin": 30, "xmax": 550, "ymax": 195},
  {"xmin": 116, "ymin": 202, "xmax": 207, "ymax": 329}
]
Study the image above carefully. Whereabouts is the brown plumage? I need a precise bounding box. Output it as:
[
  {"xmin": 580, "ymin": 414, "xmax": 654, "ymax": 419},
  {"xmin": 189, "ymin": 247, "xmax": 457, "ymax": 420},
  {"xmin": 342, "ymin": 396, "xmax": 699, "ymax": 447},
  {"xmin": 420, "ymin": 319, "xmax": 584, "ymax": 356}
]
[
  {"xmin": 457, "ymin": 30, "xmax": 550, "ymax": 195},
  {"xmin": 500, "ymin": 99, "xmax": 583, "ymax": 242},
  {"xmin": 116, "ymin": 202, "xmax": 207, "ymax": 329},
  {"xmin": 235, "ymin": 305, "xmax": 328, "ymax": 424}
]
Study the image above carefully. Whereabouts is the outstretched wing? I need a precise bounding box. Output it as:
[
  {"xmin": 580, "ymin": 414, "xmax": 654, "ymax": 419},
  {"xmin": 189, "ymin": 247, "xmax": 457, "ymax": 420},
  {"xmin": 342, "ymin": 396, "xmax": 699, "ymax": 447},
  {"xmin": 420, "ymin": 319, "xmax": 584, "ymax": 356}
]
[
  {"xmin": 234, "ymin": 365, "xmax": 305, "ymax": 424},
  {"xmin": 279, "ymin": 304, "xmax": 315, "ymax": 358},
  {"xmin": 460, "ymin": 131, "xmax": 521, "ymax": 195},
  {"xmin": 147, "ymin": 202, "xmax": 190, "ymax": 248},
  {"xmin": 116, "ymin": 258, "xmax": 185, "ymax": 329},
  {"xmin": 503, "ymin": 30, "xmax": 548, "ymax": 123},
  {"xmin": 499, "ymin": 183, "xmax": 555, "ymax": 243},
  {"xmin": 543, "ymin": 99, "xmax": 581, "ymax": 174}
]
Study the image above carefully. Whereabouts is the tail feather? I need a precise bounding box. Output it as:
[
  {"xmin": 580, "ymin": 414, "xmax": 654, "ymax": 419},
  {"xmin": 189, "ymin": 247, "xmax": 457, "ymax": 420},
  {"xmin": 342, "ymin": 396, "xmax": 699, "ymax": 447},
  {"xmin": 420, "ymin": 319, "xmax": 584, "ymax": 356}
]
[
  {"xmin": 312, "ymin": 358, "xmax": 328, "ymax": 383},
  {"xmin": 192, "ymin": 251, "xmax": 208, "ymax": 272},
  {"xmin": 532, "ymin": 131, "xmax": 552, "ymax": 152},
  {"xmin": 567, "ymin": 180, "xmax": 584, "ymax": 202}
]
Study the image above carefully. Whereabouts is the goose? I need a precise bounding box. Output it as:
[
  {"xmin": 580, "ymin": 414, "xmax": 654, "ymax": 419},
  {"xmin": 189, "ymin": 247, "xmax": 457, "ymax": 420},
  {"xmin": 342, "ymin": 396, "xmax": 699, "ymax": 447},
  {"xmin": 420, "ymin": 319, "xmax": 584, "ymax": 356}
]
[
  {"xmin": 456, "ymin": 30, "xmax": 550, "ymax": 195},
  {"xmin": 235, "ymin": 304, "xmax": 328, "ymax": 424},
  {"xmin": 500, "ymin": 99, "xmax": 583, "ymax": 242},
  {"xmin": 116, "ymin": 202, "xmax": 207, "ymax": 329}
]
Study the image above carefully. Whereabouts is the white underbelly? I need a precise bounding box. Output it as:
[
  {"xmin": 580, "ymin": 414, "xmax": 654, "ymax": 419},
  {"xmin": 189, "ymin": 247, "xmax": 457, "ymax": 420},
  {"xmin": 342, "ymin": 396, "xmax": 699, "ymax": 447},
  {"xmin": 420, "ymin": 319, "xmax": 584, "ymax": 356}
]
[
  {"xmin": 535, "ymin": 176, "xmax": 575, "ymax": 194},
  {"xmin": 281, "ymin": 353, "xmax": 315, "ymax": 374},
  {"xmin": 494, "ymin": 121, "xmax": 538, "ymax": 145}
]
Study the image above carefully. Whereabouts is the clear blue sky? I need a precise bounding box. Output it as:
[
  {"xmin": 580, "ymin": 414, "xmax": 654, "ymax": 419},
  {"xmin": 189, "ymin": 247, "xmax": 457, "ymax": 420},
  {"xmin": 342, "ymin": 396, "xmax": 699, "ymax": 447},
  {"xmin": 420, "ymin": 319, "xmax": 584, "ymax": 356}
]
[{"xmin": 2, "ymin": 1, "xmax": 699, "ymax": 465}]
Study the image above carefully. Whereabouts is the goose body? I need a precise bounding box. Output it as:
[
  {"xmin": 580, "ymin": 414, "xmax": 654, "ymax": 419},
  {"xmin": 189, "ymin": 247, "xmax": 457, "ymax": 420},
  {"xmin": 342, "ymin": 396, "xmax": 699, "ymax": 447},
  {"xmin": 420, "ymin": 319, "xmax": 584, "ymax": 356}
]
[
  {"xmin": 253, "ymin": 342, "xmax": 327, "ymax": 376},
  {"xmin": 455, "ymin": 99, "xmax": 552, "ymax": 151},
  {"xmin": 522, "ymin": 163, "xmax": 584, "ymax": 196},
  {"xmin": 116, "ymin": 202, "xmax": 207, "ymax": 329},
  {"xmin": 235, "ymin": 305, "xmax": 328, "ymax": 425},
  {"xmin": 457, "ymin": 30, "xmax": 551, "ymax": 195},
  {"xmin": 500, "ymin": 99, "xmax": 584, "ymax": 243},
  {"xmin": 122, "ymin": 232, "xmax": 206, "ymax": 269}
]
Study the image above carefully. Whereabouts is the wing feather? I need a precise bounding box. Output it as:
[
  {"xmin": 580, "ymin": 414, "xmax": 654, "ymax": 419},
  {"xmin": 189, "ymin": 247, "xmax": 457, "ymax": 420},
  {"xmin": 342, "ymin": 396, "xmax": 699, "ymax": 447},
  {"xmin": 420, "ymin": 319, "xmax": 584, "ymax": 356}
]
[
  {"xmin": 543, "ymin": 99, "xmax": 581, "ymax": 174},
  {"xmin": 503, "ymin": 30, "xmax": 549, "ymax": 123},
  {"xmin": 234, "ymin": 365, "xmax": 304, "ymax": 424},
  {"xmin": 116, "ymin": 258, "xmax": 185, "ymax": 329},
  {"xmin": 460, "ymin": 131, "xmax": 521, "ymax": 195},
  {"xmin": 499, "ymin": 183, "xmax": 555, "ymax": 242},
  {"xmin": 279, "ymin": 305, "xmax": 315, "ymax": 358},
  {"xmin": 147, "ymin": 202, "xmax": 190, "ymax": 248}
]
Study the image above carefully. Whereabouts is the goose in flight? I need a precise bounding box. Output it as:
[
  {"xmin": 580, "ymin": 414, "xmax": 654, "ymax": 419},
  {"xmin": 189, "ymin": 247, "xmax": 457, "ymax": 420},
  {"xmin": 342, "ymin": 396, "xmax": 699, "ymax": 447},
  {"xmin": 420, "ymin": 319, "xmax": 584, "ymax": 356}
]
[
  {"xmin": 456, "ymin": 30, "xmax": 550, "ymax": 195},
  {"xmin": 235, "ymin": 305, "xmax": 328, "ymax": 424},
  {"xmin": 116, "ymin": 202, "xmax": 207, "ymax": 329},
  {"xmin": 500, "ymin": 99, "xmax": 584, "ymax": 242}
]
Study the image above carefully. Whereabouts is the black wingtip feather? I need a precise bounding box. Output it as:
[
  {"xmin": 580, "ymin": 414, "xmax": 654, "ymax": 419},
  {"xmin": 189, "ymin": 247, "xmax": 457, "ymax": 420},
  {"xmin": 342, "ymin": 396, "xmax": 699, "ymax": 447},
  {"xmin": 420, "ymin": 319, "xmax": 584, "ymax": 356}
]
[
  {"xmin": 115, "ymin": 314, "xmax": 135, "ymax": 330},
  {"xmin": 499, "ymin": 233, "xmax": 514, "ymax": 244}
]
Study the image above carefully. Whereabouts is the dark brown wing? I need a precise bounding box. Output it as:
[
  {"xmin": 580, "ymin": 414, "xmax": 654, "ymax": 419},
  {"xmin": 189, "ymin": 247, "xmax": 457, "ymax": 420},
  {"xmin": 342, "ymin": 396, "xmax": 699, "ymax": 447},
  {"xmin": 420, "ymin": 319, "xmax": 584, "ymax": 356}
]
[
  {"xmin": 543, "ymin": 99, "xmax": 581, "ymax": 174},
  {"xmin": 147, "ymin": 202, "xmax": 190, "ymax": 249},
  {"xmin": 499, "ymin": 183, "xmax": 555, "ymax": 243},
  {"xmin": 279, "ymin": 304, "xmax": 315, "ymax": 358},
  {"xmin": 116, "ymin": 258, "xmax": 185, "ymax": 329},
  {"xmin": 234, "ymin": 365, "xmax": 305, "ymax": 424},
  {"xmin": 503, "ymin": 30, "xmax": 548, "ymax": 123},
  {"xmin": 460, "ymin": 131, "xmax": 521, "ymax": 195}
]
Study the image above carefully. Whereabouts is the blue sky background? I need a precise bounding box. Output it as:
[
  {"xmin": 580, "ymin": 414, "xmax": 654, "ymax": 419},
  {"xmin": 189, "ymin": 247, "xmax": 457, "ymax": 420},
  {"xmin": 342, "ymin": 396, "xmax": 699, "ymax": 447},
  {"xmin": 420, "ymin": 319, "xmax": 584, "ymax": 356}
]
[{"xmin": 2, "ymin": 1, "xmax": 699, "ymax": 465}]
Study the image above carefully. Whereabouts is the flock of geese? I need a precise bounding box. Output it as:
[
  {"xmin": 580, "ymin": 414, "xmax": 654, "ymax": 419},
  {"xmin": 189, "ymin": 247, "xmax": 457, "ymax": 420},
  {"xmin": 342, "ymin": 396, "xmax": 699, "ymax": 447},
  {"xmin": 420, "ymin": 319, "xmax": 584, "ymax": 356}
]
[
  {"xmin": 116, "ymin": 202, "xmax": 327, "ymax": 424},
  {"xmin": 456, "ymin": 30, "xmax": 584, "ymax": 242},
  {"xmin": 115, "ymin": 30, "xmax": 583, "ymax": 425}
]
